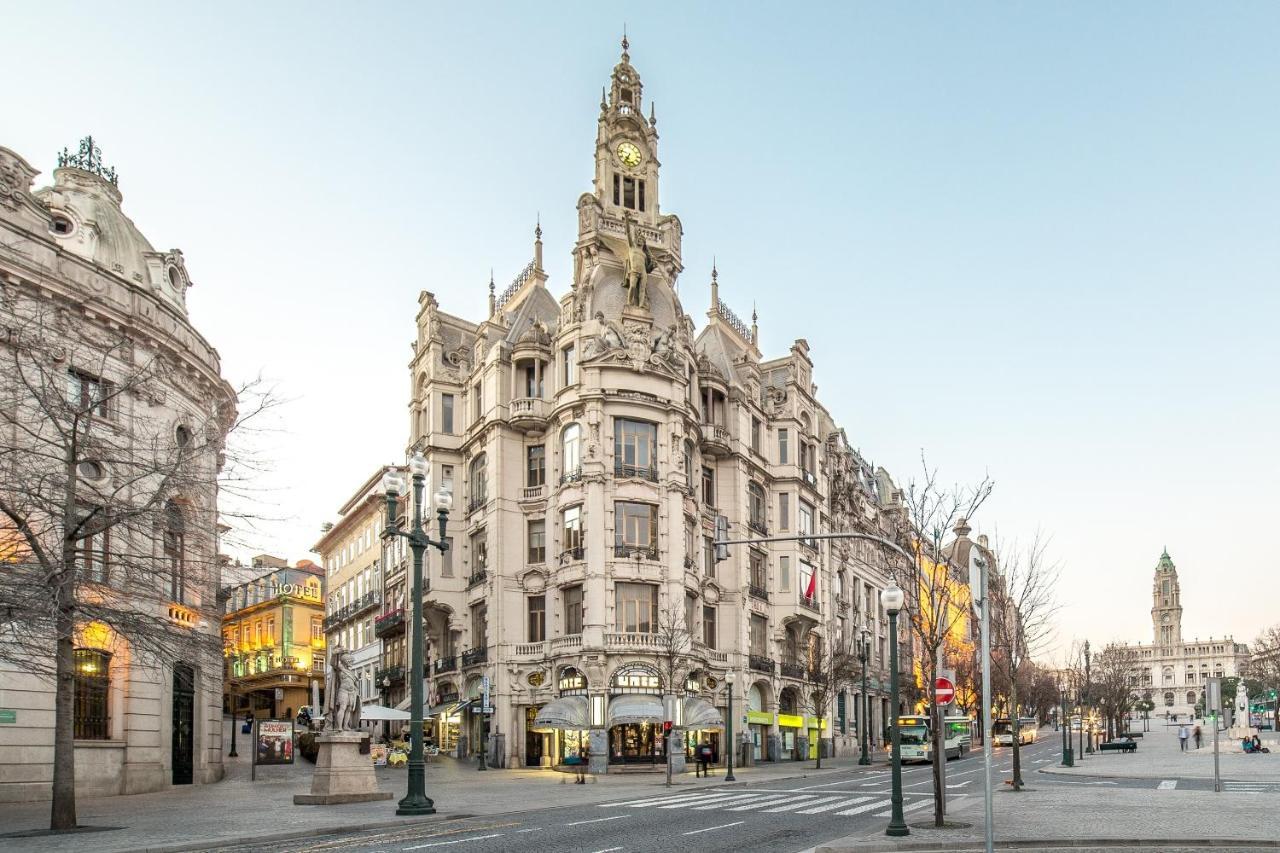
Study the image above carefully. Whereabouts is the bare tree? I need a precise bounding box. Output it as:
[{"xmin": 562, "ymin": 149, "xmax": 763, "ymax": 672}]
[
  {"xmin": 802, "ymin": 620, "xmax": 859, "ymax": 769},
  {"xmin": 1093, "ymin": 645, "xmax": 1140, "ymax": 740},
  {"xmin": 0, "ymin": 299, "xmax": 267, "ymax": 829},
  {"xmin": 892, "ymin": 455, "xmax": 993, "ymax": 827},
  {"xmin": 988, "ymin": 532, "xmax": 1061, "ymax": 790},
  {"xmin": 654, "ymin": 605, "xmax": 693, "ymax": 785},
  {"xmin": 1245, "ymin": 626, "xmax": 1280, "ymax": 703}
]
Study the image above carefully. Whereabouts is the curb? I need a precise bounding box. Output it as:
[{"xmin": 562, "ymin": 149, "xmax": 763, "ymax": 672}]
[
  {"xmin": 1037, "ymin": 765, "xmax": 1280, "ymax": 783},
  {"xmin": 815, "ymin": 838, "xmax": 1280, "ymax": 852}
]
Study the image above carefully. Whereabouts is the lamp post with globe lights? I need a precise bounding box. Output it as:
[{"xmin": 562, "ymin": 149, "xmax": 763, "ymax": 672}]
[
  {"xmin": 882, "ymin": 580, "xmax": 909, "ymax": 838},
  {"xmin": 382, "ymin": 454, "xmax": 452, "ymax": 816},
  {"xmin": 858, "ymin": 624, "xmax": 872, "ymax": 765},
  {"xmin": 725, "ymin": 670, "xmax": 737, "ymax": 781}
]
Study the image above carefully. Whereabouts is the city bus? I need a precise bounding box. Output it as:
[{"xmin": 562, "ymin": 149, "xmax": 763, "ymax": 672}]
[
  {"xmin": 894, "ymin": 715, "xmax": 967, "ymax": 763},
  {"xmin": 944, "ymin": 715, "xmax": 974, "ymax": 754},
  {"xmin": 993, "ymin": 717, "xmax": 1038, "ymax": 746}
]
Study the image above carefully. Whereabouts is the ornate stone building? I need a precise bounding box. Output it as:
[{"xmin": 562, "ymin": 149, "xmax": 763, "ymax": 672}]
[
  {"xmin": 385, "ymin": 41, "xmax": 907, "ymax": 771},
  {"xmin": 0, "ymin": 139, "xmax": 236, "ymax": 800},
  {"xmin": 1113, "ymin": 550, "xmax": 1250, "ymax": 723}
]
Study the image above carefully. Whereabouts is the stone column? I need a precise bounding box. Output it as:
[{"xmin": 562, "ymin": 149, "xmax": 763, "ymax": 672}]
[{"xmin": 588, "ymin": 727, "xmax": 609, "ymax": 775}]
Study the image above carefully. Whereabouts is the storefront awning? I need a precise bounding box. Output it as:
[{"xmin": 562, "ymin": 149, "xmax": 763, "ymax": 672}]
[
  {"xmin": 683, "ymin": 697, "xmax": 724, "ymax": 730},
  {"xmin": 532, "ymin": 696, "xmax": 590, "ymax": 732},
  {"xmin": 609, "ymin": 694, "xmax": 664, "ymax": 727}
]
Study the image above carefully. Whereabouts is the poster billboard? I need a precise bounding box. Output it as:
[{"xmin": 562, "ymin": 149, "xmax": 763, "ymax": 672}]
[
  {"xmin": 370, "ymin": 744, "xmax": 388, "ymax": 766},
  {"xmin": 256, "ymin": 719, "xmax": 295, "ymax": 765}
]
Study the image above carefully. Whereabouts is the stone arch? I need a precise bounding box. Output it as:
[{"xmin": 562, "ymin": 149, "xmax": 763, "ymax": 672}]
[
  {"xmin": 609, "ymin": 661, "xmax": 662, "ymax": 694},
  {"xmin": 748, "ymin": 680, "xmax": 773, "ymax": 712},
  {"xmin": 558, "ymin": 665, "xmax": 588, "ymax": 696},
  {"xmin": 778, "ymin": 685, "xmax": 800, "ymax": 714}
]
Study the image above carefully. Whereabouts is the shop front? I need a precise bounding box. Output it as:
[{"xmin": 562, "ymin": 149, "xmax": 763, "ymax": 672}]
[
  {"xmin": 608, "ymin": 693, "xmax": 665, "ymax": 765},
  {"xmin": 682, "ymin": 697, "xmax": 724, "ymax": 763},
  {"xmin": 778, "ymin": 713, "xmax": 804, "ymax": 759},
  {"xmin": 747, "ymin": 710, "xmax": 773, "ymax": 761},
  {"xmin": 530, "ymin": 668, "xmax": 591, "ymax": 769},
  {"xmin": 805, "ymin": 715, "xmax": 828, "ymax": 759}
]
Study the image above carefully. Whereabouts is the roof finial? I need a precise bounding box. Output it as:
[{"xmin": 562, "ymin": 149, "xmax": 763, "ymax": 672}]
[
  {"xmin": 709, "ymin": 258, "xmax": 720, "ymax": 315},
  {"xmin": 535, "ymin": 212, "xmax": 542, "ymax": 241},
  {"xmin": 534, "ymin": 214, "xmax": 544, "ymax": 270},
  {"xmin": 600, "ymin": 85, "xmax": 608, "ymax": 113},
  {"xmin": 751, "ymin": 301, "xmax": 759, "ymax": 347},
  {"xmin": 711, "ymin": 257, "xmax": 718, "ymax": 282},
  {"xmin": 649, "ymin": 101, "xmax": 656, "ymax": 126},
  {"xmin": 488, "ymin": 269, "xmax": 496, "ymax": 317},
  {"xmin": 621, "ymin": 24, "xmax": 629, "ymax": 60}
]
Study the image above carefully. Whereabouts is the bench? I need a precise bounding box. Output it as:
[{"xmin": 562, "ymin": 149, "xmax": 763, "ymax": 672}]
[{"xmin": 1099, "ymin": 741, "xmax": 1137, "ymax": 753}]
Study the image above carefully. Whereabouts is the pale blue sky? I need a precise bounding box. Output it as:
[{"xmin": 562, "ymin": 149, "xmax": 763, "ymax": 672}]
[{"xmin": 4, "ymin": 2, "xmax": 1277, "ymax": 654}]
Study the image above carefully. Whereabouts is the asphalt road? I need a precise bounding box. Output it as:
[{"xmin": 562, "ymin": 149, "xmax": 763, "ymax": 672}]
[{"xmin": 209, "ymin": 735, "xmax": 1277, "ymax": 853}]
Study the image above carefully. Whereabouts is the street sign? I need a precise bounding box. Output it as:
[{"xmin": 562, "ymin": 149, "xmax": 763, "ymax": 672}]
[
  {"xmin": 481, "ymin": 675, "xmax": 490, "ymax": 711},
  {"xmin": 934, "ymin": 676, "xmax": 956, "ymax": 705}
]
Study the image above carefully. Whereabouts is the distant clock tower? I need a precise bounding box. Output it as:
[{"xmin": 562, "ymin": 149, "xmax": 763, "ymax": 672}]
[{"xmin": 1151, "ymin": 549, "xmax": 1183, "ymax": 651}]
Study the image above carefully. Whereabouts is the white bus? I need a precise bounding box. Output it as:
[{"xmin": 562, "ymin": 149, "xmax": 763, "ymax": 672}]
[
  {"xmin": 894, "ymin": 715, "xmax": 969, "ymax": 763},
  {"xmin": 992, "ymin": 717, "xmax": 1038, "ymax": 746}
]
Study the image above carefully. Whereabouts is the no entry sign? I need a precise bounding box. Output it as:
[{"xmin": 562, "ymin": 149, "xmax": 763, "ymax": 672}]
[{"xmin": 934, "ymin": 676, "xmax": 955, "ymax": 705}]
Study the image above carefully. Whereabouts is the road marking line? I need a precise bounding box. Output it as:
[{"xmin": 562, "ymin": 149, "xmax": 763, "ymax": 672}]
[
  {"xmin": 602, "ymin": 792, "xmax": 720, "ymax": 808},
  {"xmin": 726, "ymin": 794, "xmax": 815, "ymax": 811},
  {"xmin": 835, "ymin": 798, "xmax": 891, "ymax": 816},
  {"xmin": 566, "ymin": 816, "xmax": 628, "ymax": 826},
  {"xmin": 515, "ymin": 828, "xmax": 542, "ymax": 833},
  {"xmin": 874, "ymin": 799, "xmax": 934, "ymax": 818},
  {"xmin": 691, "ymin": 794, "xmax": 777, "ymax": 810},
  {"xmin": 403, "ymin": 834, "xmax": 502, "ymax": 850},
  {"xmin": 1158, "ymin": 780, "xmax": 1178, "ymax": 790},
  {"xmin": 947, "ymin": 780, "xmax": 972, "ymax": 789},
  {"xmin": 589, "ymin": 848, "xmax": 624, "ymax": 853},
  {"xmin": 764, "ymin": 795, "xmax": 838, "ymax": 812},
  {"xmin": 656, "ymin": 793, "xmax": 762, "ymax": 809},
  {"xmin": 683, "ymin": 821, "xmax": 745, "ymax": 835},
  {"xmin": 799, "ymin": 796, "xmax": 874, "ymax": 814}
]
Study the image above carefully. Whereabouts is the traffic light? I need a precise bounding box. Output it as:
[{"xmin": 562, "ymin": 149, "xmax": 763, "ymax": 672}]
[
  {"xmin": 714, "ymin": 515, "xmax": 730, "ymax": 562},
  {"xmin": 662, "ymin": 720, "xmax": 673, "ymax": 735}
]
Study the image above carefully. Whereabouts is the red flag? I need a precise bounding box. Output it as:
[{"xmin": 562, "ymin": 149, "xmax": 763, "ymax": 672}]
[{"xmin": 804, "ymin": 567, "xmax": 817, "ymax": 600}]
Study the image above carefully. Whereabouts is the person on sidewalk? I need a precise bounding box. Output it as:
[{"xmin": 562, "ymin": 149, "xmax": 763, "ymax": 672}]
[
  {"xmin": 1178, "ymin": 724, "xmax": 1190, "ymax": 751},
  {"xmin": 696, "ymin": 740, "xmax": 713, "ymax": 777},
  {"xmin": 1193, "ymin": 724, "xmax": 1202, "ymax": 749},
  {"xmin": 575, "ymin": 744, "xmax": 589, "ymax": 784}
]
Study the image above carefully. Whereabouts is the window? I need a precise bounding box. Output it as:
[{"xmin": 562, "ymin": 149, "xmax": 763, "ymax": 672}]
[
  {"xmin": 778, "ymin": 428, "xmax": 789, "ymax": 464},
  {"xmin": 612, "ymin": 174, "xmax": 647, "ymax": 211},
  {"xmin": 615, "ymin": 582, "xmax": 658, "ymax": 633},
  {"xmin": 441, "ymin": 394, "xmax": 454, "ymax": 434},
  {"xmin": 521, "ymin": 361, "xmax": 545, "ymax": 398},
  {"xmin": 562, "ymin": 505, "xmax": 583, "ymax": 556},
  {"xmin": 750, "ymin": 417, "xmax": 761, "ymax": 453},
  {"xmin": 683, "ymin": 441, "xmax": 694, "ymax": 490},
  {"xmin": 527, "ymin": 445, "xmax": 545, "ymax": 488},
  {"xmin": 703, "ymin": 535, "xmax": 714, "ymax": 577},
  {"xmin": 1163, "ymin": 691, "xmax": 1175, "ymax": 707},
  {"xmin": 67, "ymin": 369, "xmax": 111, "ymax": 418},
  {"xmin": 528, "ymin": 595, "xmax": 546, "ymax": 642},
  {"xmin": 74, "ymin": 648, "xmax": 111, "ymax": 740},
  {"xmin": 779, "ymin": 493, "xmax": 790, "ymax": 531},
  {"xmin": 1187, "ymin": 691, "xmax": 1197, "ymax": 706},
  {"xmin": 799, "ymin": 500, "xmax": 815, "ymax": 548},
  {"xmin": 615, "ymin": 502, "xmax": 657, "ymax": 556},
  {"xmin": 564, "ymin": 585, "xmax": 583, "ymax": 635},
  {"xmin": 750, "ymin": 614, "xmax": 768, "ymax": 656},
  {"xmin": 702, "ymin": 606, "xmax": 717, "ymax": 649},
  {"xmin": 470, "ymin": 602, "xmax": 487, "ymax": 648},
  {"xmin": 468, "ymin": 454, "xmax": 487, "ymax": 507},
  {"xmin": 800, "ymin": 562, "xmax": 817, "ymax": 604},
  {"xmin": 779, "ymin": 556, "xmax": 791, "ymax": 592},
  {"xmin": 749, "ymin": 551, "xmax": 766, "ymax": 594},
  {"xmin": 266, "ymin": 616, "xmax": 275, "ymax": 643},
  {"xmin": 559, "ymin": 665, "xmax": 587, "ymax": 695},
  {"xmin": 685, "ymin": 592, "xmax": 698, "ymax": 635},
  {"xmin": 76, "ymin": 504, "xmax": 110, "ymax": 584},
  {"xmin": 614, "ymin": 419, "xmax": 656, "ymax": 477},
  {"xmin": 441, "ymin": 536, "xmax": 453, "ymax": 576},
  {"xmin": 527, "ymin": 519, "xmax": 546, "ymax": 563},
  {"xmin": 164, "ymin": 500, "xmax": 186, "ymax": 604},
  {"xmin": 311, "ymin": 619, "xmax": 323, "ymax": 642},
  {"xmin": 562, "ymin": 424, "xmax": 581, "ymax": 479},
  {"xmin": 748, "ymin": 483, "xmax": 766, "ymax": 532},
  {"xmin": 702, "ymin": 466, "xmax": 715, "ymax": 507},
  {"xmin": 562, "ymin": 345, "xmax": 576, "ymax": 387}
]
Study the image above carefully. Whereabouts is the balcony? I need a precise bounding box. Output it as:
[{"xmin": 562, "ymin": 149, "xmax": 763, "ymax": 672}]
[
  {"xmin": 748, "ymin": 519, "xmax": 768, "ymax": 537},
  {"xmin": 550, "ymin": 634, "xmax": 583, "ymax": 653},
  {"xmin": 322, "ymin": 591, "xmax": 382, "ymax": 630},
  {"xmin": 521, "ymin": 485, "xmax": 545, "ymax": 501},
  {"xmin": 559, "ymin": 546, "xmax": 585, "ymax": 564},
  {"xmin": 781, "ymin": 662, "xmax": 807, "ymax": 680},
  {"xmin": 614, "ymin": 462, "xmax": 658, "ymax": 482},
  {"xmin": 468, "ymin": 569, "xmax": 487, "ymax": 589},
  {"xmin": 559, "ymin": 467, "xmax": 583, "ymax": 486},
  {"xmin": 800, "ymin": 595, "xmax": 821, "ymax": 614},
  {"xmin": 461, "ymin": 647, "xmax": 488, "ymax": 667},
  {"xmin": 374, "ymin": 664, "xmax": 405, "ymax": 685},
  {"xmin": 434, "ymin": 656, "xmax": 457, "ymax": 674},
  {"xmin": 468, "ymin": 495, "xmax": 488, "ymax": 515},
  {"xmin": 606, "ymin": 632, "xmax": 664, "ymax": 652},
  {"xmin": 374, "ymin": 608, "xmax": 405, "ymax": 638},
  {"xmin": 700, "ymin": 423, "xmax": 730, "ymax": 457},
  {"xmin": 801, "ymin": 469, "xmax": 819, "ymax": 489},
  {"xmin": 749, "ymin": 584, "xmax": 769, "ymax": 601},
  {"xmin": 513, "ymin": 641, "xmax": 546, "ymax": 658},
  {"xmin": 509, "ymin": 397, "xmax": 549, "ymax": 432},
  {"xmin": 614, "ymin": 544, "xmax": 658, "ymax": 561},
  {"xmin": 749, "ymin": 655, "xmax": 776, "ymax": 674}
]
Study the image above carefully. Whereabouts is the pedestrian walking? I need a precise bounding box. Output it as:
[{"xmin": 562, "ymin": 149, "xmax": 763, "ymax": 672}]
[
  {"xmin": 696, "ymin": 740, "xmax": 713, "ymax": 777},
  {"xmin": 1193, "ymin": 724, "xmax": 1202, "ymax": 750},
  {"xmin": 574, "ymin": 743, "xmax": 589, "ymax": 784},
  {"xmin": 1178, "ymin": 723, "xmax": 1190, "ymax": 751}
]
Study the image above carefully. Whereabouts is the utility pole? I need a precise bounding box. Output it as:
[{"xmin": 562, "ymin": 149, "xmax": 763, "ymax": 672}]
[{"xmin": 971, "ymin": 550, "xmax": 994, "ymax": 853}]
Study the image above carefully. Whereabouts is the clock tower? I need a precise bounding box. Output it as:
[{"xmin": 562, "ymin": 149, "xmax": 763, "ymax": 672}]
[{"xmin": 1151, "ymin": 549, "xmax": 1183, "ymax": 651}]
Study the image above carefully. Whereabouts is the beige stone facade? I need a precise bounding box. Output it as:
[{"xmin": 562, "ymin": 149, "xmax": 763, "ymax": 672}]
[
  {"xmin": 0, "ymin": 140, "xmax": 236, "ymax": 801},
  {"xmin": 381, "ymin": 43, "xmax": 907, "ymax": 771}
]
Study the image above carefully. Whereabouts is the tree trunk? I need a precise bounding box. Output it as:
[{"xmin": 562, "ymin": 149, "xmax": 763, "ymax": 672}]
[
  {"xmin": 929, "ymin": 660, "xmax": 944, "ymax": 827},
  {"xmin": 51, "ymin": 616, "xmax": 77, "ymax": 830},
  {"xmin": 1010, "ymin": 676, "xmax": 1023, "ymax": 791}
]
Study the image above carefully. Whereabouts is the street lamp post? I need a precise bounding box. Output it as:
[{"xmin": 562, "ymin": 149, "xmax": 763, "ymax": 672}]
[
  {"xmin": 228, "ymin": 678, "xmax": 239, "ymax": 758},
  {"xmin": 1059, "ymin": 682, "xmax": 1073, "ymax": 767},
  {"xmin": 858, "ymin": 627, "xmax": 871, "ymax": 766},
  {"xmin": 725, "ymin": 670, "xmax": 737, "ymax": 782},
  {"xmin": 382, "ymin": 455, "xmax": 452, "ymax": 816},
  {"xmin": 381, "ymin": 675, "xmax": 393, "ymax": 742},
  {"xmin": 882, "ymin": 580, "xmax": 908, "ymax": 838}
]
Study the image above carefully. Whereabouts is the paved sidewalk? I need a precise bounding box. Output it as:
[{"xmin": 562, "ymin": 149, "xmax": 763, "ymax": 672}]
[
  {"xmin": 1041, "ymin": 724, "xmax": 1280, "ymax": 781},
  {"xmin": 810, "ymin": 785, "xmax": 1280, "ymax": 851},
  {"xmin": 0, "ymin": 725, "xmax": 881, "ymax": 853}
]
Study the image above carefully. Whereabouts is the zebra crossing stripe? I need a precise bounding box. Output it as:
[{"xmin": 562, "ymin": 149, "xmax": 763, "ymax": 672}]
[
  {"xmin": 690, "ymin": 794, "xmax": 777, "ymax": 810},
  {"xmin": 727, "ymin": 794, "xmax": 815, "ymax": 812},
  {"xmin": 765, "ymin": 795, "xmax": 841, "ymax": 812},
  {"xmin": 1158, "ymin": 780, "xmax": 1177, "ymax": 790},
  {"xmin": 655, "ymin": 792, "xmax": 760, "ymax": 810},
  {"xmin": 797, "ymin": 796, "xmax": 874, "ymax": 815},
  {"xmin": 600, "ymin": 792, "xmax": 721, "ymax": 808},
  {"xmin": 835, "ymin": 798, "xmax": 891, "ymax": 816},
  {"xmin": 874, "ymin": 799, "xmax": 934, "ymax": 818}
]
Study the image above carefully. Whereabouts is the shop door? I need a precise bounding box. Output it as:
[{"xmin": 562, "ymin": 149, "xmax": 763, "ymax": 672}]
[
  {"xmin": 171, "ymin": 664, "xmax": 195, "ymax": 785},
  {"xmin": 525, "ymin": 707, "xmax": 544, "ymax": 766}
]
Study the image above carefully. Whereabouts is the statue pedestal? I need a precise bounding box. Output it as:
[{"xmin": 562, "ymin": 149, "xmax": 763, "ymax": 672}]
[
  {"xmin": 1228, "ymin": 725, "xmax": 1259, "ymax": 741},
  {"xmin": 294, "ymin": 732, "xmax": 392, "ymax": 805}
]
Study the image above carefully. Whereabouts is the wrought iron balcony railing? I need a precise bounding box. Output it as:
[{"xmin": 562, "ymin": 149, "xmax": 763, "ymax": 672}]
[
  {"xmin": 748, "ymin": 655, "xmax": 776, "ymax": 674},
  {"xmin": 749, "ymin": 584, "xmax": 769, "ymax": 601},
  {"xmin": 614, "ymin": 462, "xmax": 658, "ymax": 482},
  {"xmin": 461, "ymin": 647, "xmax": 488, "ymax": 667},
  {"xmin": 614, "ymin": 543, "xmax": 658, "ymax": 560},
  {"xmin": 433, "ymin": 656, "xmax": 457, "ymax": 674}
]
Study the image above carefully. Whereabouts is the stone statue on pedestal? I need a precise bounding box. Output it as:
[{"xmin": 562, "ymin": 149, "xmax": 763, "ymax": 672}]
[
  {"xmin": 325, "ymin": 646, "xmax": 361, "ymax": 732},
  {"xmin": 621, "ymin": 217, "xmax": 650, "ymax": 309}
]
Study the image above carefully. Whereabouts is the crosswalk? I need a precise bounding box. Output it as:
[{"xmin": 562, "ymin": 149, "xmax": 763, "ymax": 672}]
[
  {"xmin": 1223, "ymin": 781, "xmax": 1280, "ymax": 793},
  {"xmin": 598, "ymin": 789, "xmax": 949, "ymax": 819}
]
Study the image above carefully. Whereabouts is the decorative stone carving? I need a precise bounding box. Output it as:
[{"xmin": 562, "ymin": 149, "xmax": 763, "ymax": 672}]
[
  {"xmin": 324, "ymin": 646, "xmax": 361, "ymax": 732},
  {"xmin": 621, "ymin": 216, "xmax": 652, "ymax": 309},
  {"xmin": 582, "ymin": 312, "xmax": 684, "ymax": 375}
]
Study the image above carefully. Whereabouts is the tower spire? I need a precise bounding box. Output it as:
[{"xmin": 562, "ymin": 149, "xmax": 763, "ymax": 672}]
[
  {"xmin": 534, "ymin": 214, "xmax": 543, "ymax": 270},
  {"xmin": 751, "ymin": 301, "xmax": 758, "ymax": 347},
  {"xmin": 621, "ymin": 25, "xmax": 629, "ymax": 62},
  {"xmin": 488, "ymin": 269, "xmax": 496, "ymax": 317},
  {"xmin": 710, "ymin": 259, "xmax": 719, "ymax": 314}
]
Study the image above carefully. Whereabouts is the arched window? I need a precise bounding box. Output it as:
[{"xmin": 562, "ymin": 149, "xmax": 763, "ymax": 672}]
[
  {"xmin": 164, "ymin": 500, "xmax": 186, "ymax": 604},
  {"xmin": 748, "ymin": 482, "xmax": 766, "ymax": 532},
  {"xmin": 559, "ymin": 666, "xmax": 587, "ymax": 696},
  {"xmin": 74, "ymin": 648, "xmax": 112, "ymax": 739},
  {"xmin": 779, "ymin": 686, "xmax": 799, "ymax": 714},
  {"xmin": 610, "ymin": 663, "xmax": 661, "ymax": 695},
  {"xmin": 1162, "ymin": 666, "xmax": 1174, "ymax": 685},
  {"xmin": 1163, "ymin": 691, "xmax": 1175, "ymax": 707},
  {"xmin": 468, "ymin": 454, "xmax": 487, "ymax": 507},
  {"xmin": 561, "ymin": 424, "xmax": 581, "ymax": 481},
  {"xmin": 1187, "ymin": 691, "xmax": 1197, "ymax": 706}
]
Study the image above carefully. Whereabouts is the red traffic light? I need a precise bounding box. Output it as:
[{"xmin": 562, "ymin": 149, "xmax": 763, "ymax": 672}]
[{"xmin": 662, "ymin": 720, "xmax": 672, "ymax": 734}]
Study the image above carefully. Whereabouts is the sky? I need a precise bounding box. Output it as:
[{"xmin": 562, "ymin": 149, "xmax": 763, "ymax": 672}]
[{"xmin": 4, "ymin": 2, "xmax": 1277, "ymax": 658}]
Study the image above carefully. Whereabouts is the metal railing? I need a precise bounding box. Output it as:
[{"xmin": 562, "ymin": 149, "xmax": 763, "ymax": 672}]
[
  {"xmin": 559, "ymin": 546, "xmax": 585, "ymax": 563},
  {"xmin": 374, "ymin": 664, "xmax": 405, "ymax": 685},
  {"xmin": 800, "ymin": 595, "xmax": 821, "ymax": 613},
  {"xmin": 461, "ymin": 647, "xmax": 488, "ymax": 667},
  {"xmin": 322, "ymin": 591, "xmax": 382, "ymax": 630},
  {"xmin": 748, "ymin": 519, "xmax": 768, "ymax": 536},
  {"xmin": 468, "ymin": 495, "xmax": 488, "ymax": 514},
  {"xmin": 468, "ymin": 569, "xmax": 487, "ymax": 588},
  {"xmin": 749, "ymin": 584, "xmax": 769, "ymax": 601},
  {"xmin": 374, "ymin": 607, "xmax": 405, "ymax": 637},
  {"xmin": 614, "ymin": 462, "xmax": 658, "ymax": 482},
  {"xmin": 433, "ymin": 656, "xmax": 457, "ymax": 674},
  {"xmin": 559, "ymin": 467, "xmax": 582, "ymax": 486},
  {"xmin": 749, "ymin": 655, "xmax": 776, "ymax": 674},
  {"xmin": 781, "ymin": 662, "xmax": 807, "ymax": 680},
  {"xmin": 614, "ymin": 544, "xmax": 658, "ymax": 560}
]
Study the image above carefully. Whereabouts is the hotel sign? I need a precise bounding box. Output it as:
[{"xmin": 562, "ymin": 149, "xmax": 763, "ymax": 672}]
[{"xmin": 277, "ymin": 583, "xmax": 320, "ymax": 601}]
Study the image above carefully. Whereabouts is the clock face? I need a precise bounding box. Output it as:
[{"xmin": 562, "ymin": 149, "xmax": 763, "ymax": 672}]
[
  {"xmin": 616, "ymin": 141, "xmax": 642, "ymax": 168},
  {"xmin": 1161, "ymin": 613, "xmax": 1171, "ymax": 623}
]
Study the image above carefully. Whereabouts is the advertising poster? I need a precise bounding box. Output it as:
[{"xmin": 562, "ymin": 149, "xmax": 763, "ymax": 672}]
[
  {"xmin": 370, "ymin": 744, "xmax": 388, "ymax": 766},
  {"xmin": 256, "ymin": 719, "xmax": 294, "ymax": 765}
]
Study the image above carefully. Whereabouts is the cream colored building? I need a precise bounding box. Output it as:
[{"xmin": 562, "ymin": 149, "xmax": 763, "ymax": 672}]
[
  {"xmin": 1113, "ymin": 550, "xmax": 1250, "ymax": 723},
  {"xmin": 391, "ymin": 41, "xmax": 905, "ymax": 772},
  {"xmin": 0, "ymin": 139, "xmax": 236, "ymax": 801}
]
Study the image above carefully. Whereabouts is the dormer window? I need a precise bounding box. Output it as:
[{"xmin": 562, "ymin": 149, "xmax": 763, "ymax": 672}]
[{"xmin": 613, "ymin": 174, "xmax": 646, "ymax": 211}]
